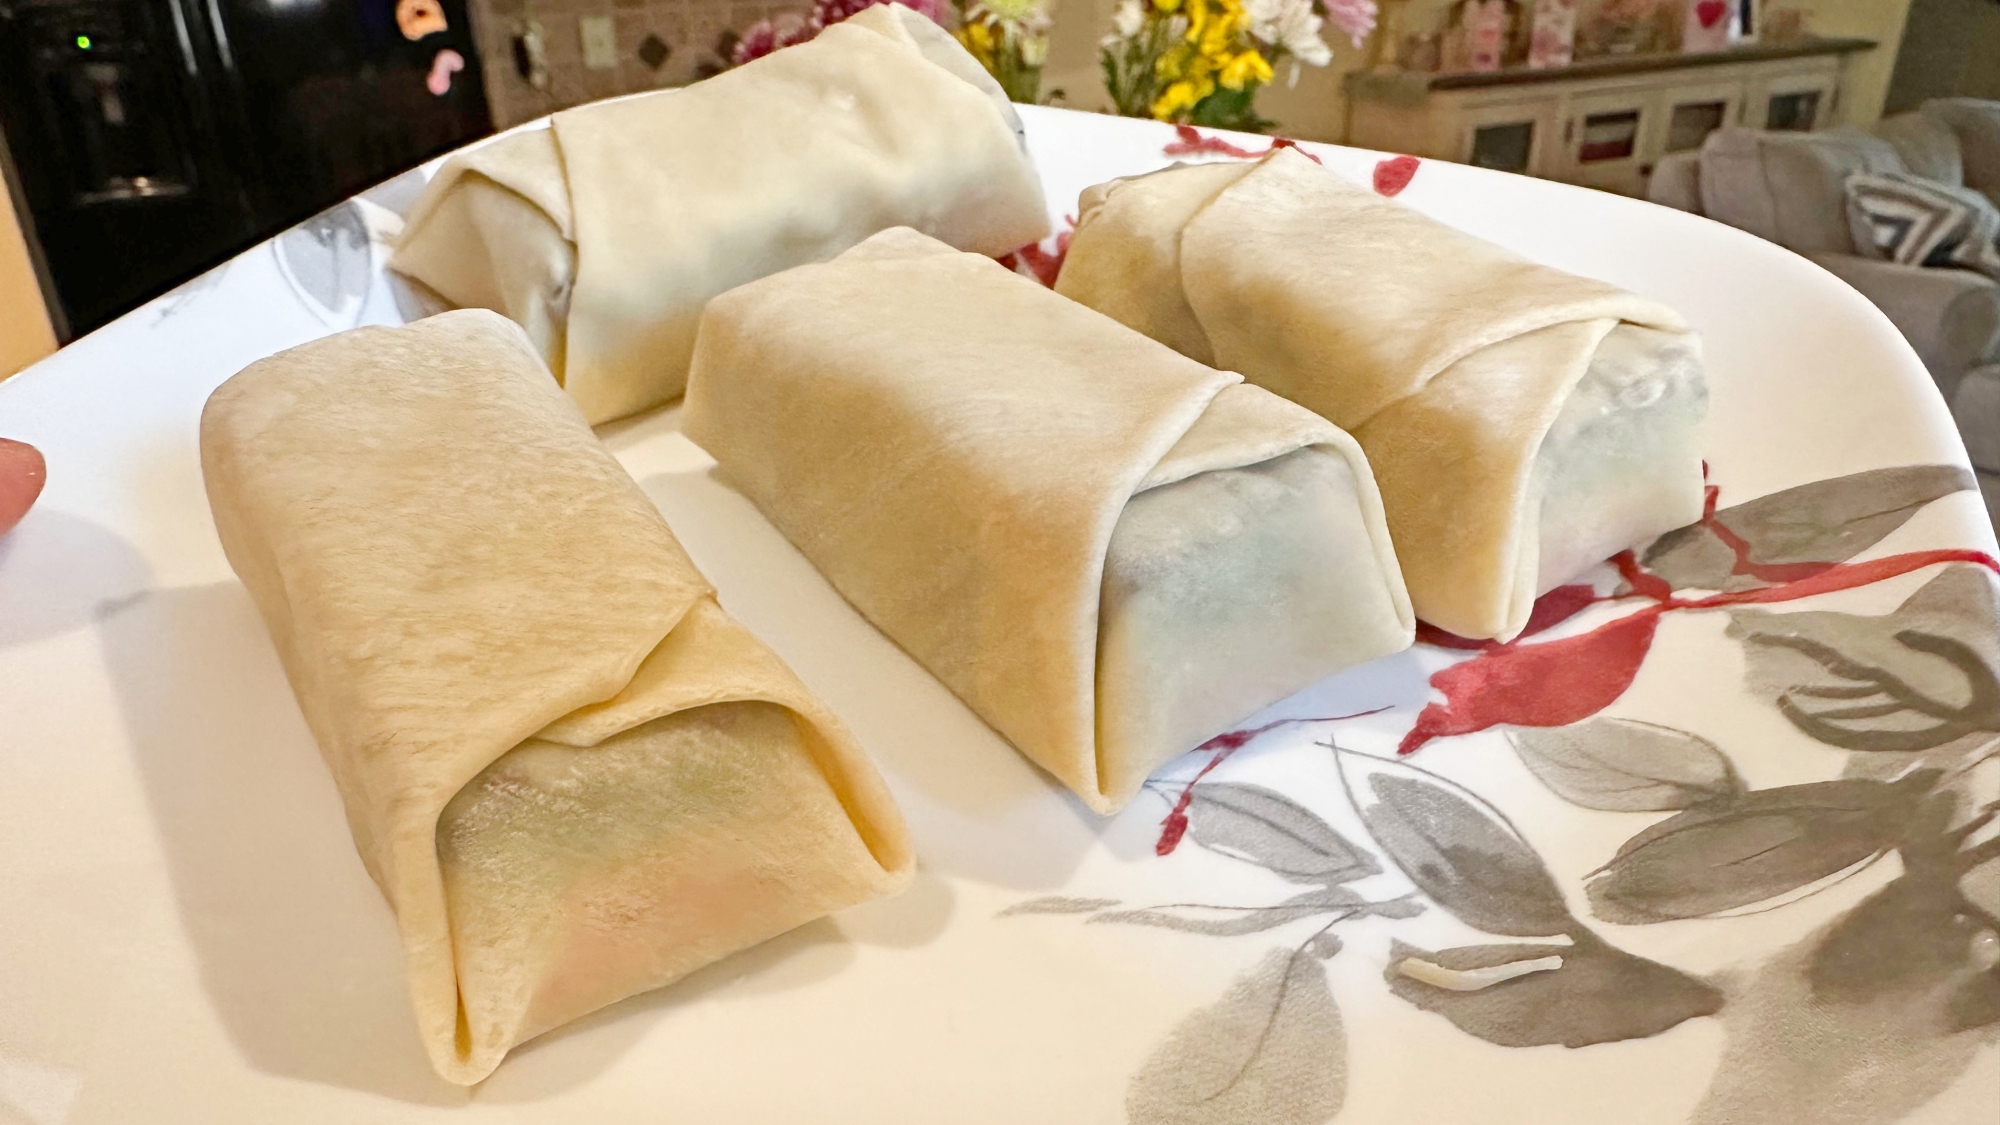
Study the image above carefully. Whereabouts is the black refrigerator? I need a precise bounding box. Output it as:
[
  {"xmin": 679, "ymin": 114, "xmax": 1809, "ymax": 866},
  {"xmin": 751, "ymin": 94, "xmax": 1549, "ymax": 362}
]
[{"xmin": 0, "ymin": 0, "xmax": 491, "ymax": 337}]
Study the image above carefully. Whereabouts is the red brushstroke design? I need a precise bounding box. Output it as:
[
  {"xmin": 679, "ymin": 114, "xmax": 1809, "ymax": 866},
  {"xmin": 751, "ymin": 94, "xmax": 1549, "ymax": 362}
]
[
  {"xmin": 1614, "ymin": 549, "xmax": 1674, "ymax": 602},
  {"xmin": 1150, "ymin": 459, "xmax": 2000, "ymax": 847},
  {"xmin": 1267, "ymin": 137, "xmax": 1323, "ymax": 164},
  {"xmin": 1678, "ymin": 549, "xmax": 2000, "ymax": 611},
  {"xmin": 1694, "ymin": 486, "xmax": 1841, "ymax": 585},
  {"xmin": 1162, "ymin": 126, "xmax": 1323, "ymax": 165},
  {"xmin": 1156, "ymin": 708, "xmax": 1390, "ymax": 855},
  {"xmin": 1373, "ymin": 155, "xmax": 1421, "ymax": 196},
  {"xmin": 1165, "ymin": 124, "xmax": 1263, "ymax": 159},
  {"xmin": 1399, "ymin": 545, "xmax": 2000, "ymax": 755},
  {"xmin": 1399, "ymin": 607, "xmax": 1665, "ymax": 754}
]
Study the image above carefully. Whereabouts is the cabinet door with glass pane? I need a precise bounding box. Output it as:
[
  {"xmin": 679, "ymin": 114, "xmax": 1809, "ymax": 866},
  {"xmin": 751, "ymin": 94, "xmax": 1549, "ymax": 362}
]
[
  {"xmin": 1455, "ymin": 98, "xmax": 1561, "ymax": 178},
  {"xmin": 1655, "ymin": 78, "xmax": 1746, "ymax": 157},
  {"xmin": 1746, "ymin": 60, "xmax": 1840, "ymax": 131}
]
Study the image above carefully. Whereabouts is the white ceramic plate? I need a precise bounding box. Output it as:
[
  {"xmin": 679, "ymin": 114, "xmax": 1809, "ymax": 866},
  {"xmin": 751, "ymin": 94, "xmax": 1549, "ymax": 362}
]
[{"xmin": 0, "ymin": 106, "xmax": 1995, "ymax": 1125}]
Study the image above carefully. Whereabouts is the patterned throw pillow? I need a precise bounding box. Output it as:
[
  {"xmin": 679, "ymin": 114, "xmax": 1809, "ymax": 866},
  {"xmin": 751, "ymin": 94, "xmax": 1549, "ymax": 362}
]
[{"xmin": 1845, "ymin": 170, "xmax": 2000, "ymax": 281}]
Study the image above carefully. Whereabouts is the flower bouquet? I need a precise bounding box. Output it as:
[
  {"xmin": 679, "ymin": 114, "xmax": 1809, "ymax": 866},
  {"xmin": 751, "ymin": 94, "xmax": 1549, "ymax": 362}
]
[{"xmin": 1100, "ymin": 0, "xmax": 1376, "ymax": 130}]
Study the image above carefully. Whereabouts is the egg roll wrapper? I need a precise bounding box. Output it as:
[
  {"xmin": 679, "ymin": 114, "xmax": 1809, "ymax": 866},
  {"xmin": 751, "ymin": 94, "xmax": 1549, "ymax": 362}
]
[
  {"xmin": 1058, "ymin": 149, "xmax": 1707, "ymax": 640},
  {"xmin": 199, "ymin": 309, "xmax": 912, "ymax": 1085},
  {"xmin": 391, "ymin": 4, "xmax": 1049, "ymax": 425},
  {"xmin": 684, "ymin": 228, "xmax": 1412, "ymax": 813}
]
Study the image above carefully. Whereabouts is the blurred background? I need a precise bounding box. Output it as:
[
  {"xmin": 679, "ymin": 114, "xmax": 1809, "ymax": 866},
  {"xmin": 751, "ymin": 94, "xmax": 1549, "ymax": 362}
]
[{"xmin": 1, "ymin": 0, "xmax": 1996, "ymax": 378}]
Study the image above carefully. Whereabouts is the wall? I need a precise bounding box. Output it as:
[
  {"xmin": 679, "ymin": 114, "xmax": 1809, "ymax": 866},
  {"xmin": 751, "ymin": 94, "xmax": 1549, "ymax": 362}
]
[
  {"xmin": 1884, "ymin": 0, "xmax": 2000, "ymax": 114},
  {"xmin": 469, "ymin": 0, "xmax": 805, "ymax": 127},
  {"xmin": 1793, "ymin": 0, "xmax": 1913, "ymax": 124},
  {"xmin": 0, "ymin": 156, "xmax": 56, "ymax": 379}
]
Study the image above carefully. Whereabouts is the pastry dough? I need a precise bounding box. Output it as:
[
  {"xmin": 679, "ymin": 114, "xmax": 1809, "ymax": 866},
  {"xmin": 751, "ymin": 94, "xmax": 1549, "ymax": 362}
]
[
  {"xmin": 1057, "ymin": 149, "xmax": 1707, "ymax": 640},
  {"xmin": 200, "ymin": 309, "xmax": 912, "ymax": 1084},
  {"xmin": 391, "ymin": 3, "xmax": 1049, "ymax": 424},
  {"xmin": 683, "ymin": 228, "xmax": 1413, "ymax": 813}
]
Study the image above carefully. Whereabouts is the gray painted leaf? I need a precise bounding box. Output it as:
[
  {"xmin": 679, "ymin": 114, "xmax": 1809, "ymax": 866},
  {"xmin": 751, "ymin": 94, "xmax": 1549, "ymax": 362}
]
[
  {"xmin": 1386, "ymin": 935, "xmax": 1723, "ymax": 1047},
  {"xmin": 1127, "ymin": 949, "xmax": 1345, "ymax": 1125},
  {"xmin": 1186, "ymin": 783, "xmax": 1379, "ymax": 884},
  {"xmin": 1799, "ymin": 787, "xmax": 2000, "ymax": 1030},
  {"xmin": 1091, "ymin": 888, "xmax": 1363, "ymax": 937},
  {"xmin": 1643, "ymin": 465, "xmax": 1973, "ymax": 589},
  {"xmin": 1692, "ymin": 878, "xmax": 1999, "ymax": 1125},
  {"xmin": 1729, "ymin": 566, "xmax": 2000, "ymax": 753},
  {"xmin": 1808, "ymin": 858, "xmax": 1996, "ymax": 1018},
  {"xmin": 1585, "ymin": 779, "xmax": 1915, "ymax": 923},
  {"xmin": 1513, "ymin": 719, "xmax": 1743, "ymax": 811},
  {"xmin": 999, "ymin": 896, "xmax": 1121, "ymax": 916},
  {"xmin": 1337, "ymin": 749, "xmax": 1575, "ymax": 937}
]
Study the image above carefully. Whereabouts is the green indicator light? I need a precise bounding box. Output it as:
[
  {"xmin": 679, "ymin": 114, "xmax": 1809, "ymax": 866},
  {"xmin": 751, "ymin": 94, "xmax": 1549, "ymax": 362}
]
[{"xmin": 75, "ymin": 35, "xmax": 92, "ymax": 48}]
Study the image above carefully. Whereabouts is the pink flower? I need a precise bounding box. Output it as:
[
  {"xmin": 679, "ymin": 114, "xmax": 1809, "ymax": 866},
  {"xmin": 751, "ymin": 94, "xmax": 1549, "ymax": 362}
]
[
  {"xmin": 809, "ymin": 0, "xmax": 949, "ymax": 31},
  {"xmin": 1322, "ymin": 0, "xmax": 1377, "ymax": 48},
  {"xmin": 734, "ymin": 0, "xmax": 946, "ymax": 66},
  {"xmin": 732, "ymin": 17, "xmax": 781, "ymax": 64},
  {"xmin": 732, "ymin": 11, "xmax": 813, "ymax": 65}
]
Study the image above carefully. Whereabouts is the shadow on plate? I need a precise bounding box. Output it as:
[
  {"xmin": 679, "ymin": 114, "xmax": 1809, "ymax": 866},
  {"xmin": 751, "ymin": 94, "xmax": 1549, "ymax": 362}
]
[
  {"xmin": 636, "ymin": 467, "xmax": 1114, "ymax": 891},
  {"xmin": 0, "ymin": 510, "xmax": 152, "ymax": 649},
  {"xmin": 98, "ymin": 581, "xmax": 467, "ymax": 1106}
]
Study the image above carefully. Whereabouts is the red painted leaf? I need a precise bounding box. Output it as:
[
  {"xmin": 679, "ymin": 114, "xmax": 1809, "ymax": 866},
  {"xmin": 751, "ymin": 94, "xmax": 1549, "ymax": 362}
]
[
  {"xmin": 1522, "ymin": 583, "xmax": 1605, "ymax": 636},
  {"xmin": 1399, "ymin": 607, "xmax": 1664, "ymax": 754},
  {"xmin": 1373, "ymin": 155, "xmax": 1421, "ymax": 196}
]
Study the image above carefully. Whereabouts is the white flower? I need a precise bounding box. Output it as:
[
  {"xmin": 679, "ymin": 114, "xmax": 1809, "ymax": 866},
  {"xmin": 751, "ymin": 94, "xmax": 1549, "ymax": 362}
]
[
  {"xmin": 1245, "ymin": 0, "xmax": 1334, "ymax": 66},
  {"xmin": 1112, "ymin": 0, "xmax": 1146, "ymax": 39},
  {"xmin": 1243, "ymin": 0, "xmax": 1287, "ymax": 40}
]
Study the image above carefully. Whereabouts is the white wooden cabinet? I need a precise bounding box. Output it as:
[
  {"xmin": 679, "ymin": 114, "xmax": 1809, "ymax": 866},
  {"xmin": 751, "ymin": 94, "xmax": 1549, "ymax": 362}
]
[{"xmin": 1346, "ymin": 37, "xmax": 1873, "ymax": 196}]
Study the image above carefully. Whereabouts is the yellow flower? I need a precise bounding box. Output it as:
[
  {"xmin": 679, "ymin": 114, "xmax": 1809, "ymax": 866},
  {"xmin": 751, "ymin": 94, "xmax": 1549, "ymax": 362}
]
[
  {"xmin": 955, "ymin": 19, "xmax": 997, "ymax": 67},
  {"xmin": 1153, "ymin": 0, "xmax": 1182, "ymax": 12},
  {"xmin": 1218, "ymin": 47, "xmax": 1272, "ymax": 89},
  {"xmin": 1152, "ymin": 76, "xmax": 1212, "ymax": 119},
  {"xmin": 1182, "ymin": 0, "xmax": 1211, "ymax": 40}
]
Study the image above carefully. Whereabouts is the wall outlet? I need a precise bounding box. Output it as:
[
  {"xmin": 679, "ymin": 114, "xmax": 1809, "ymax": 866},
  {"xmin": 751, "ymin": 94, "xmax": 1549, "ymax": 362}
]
[
  {"xmin": 513, "ymin": 20, "xmax": 550, "ymax": 89},
  {"xmin": 580, "ymin": 15, "xmax": 617, "ymax": 70}
]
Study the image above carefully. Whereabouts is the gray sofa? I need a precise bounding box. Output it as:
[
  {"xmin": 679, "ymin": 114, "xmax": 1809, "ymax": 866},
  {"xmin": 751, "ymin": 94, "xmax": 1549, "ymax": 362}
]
[{"xmin": 1649, "ymin": 99, "xmax": 2000, "ymax": 522}]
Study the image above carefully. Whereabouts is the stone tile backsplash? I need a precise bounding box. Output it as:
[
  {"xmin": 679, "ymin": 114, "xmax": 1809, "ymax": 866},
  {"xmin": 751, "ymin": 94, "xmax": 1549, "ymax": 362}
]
[{"xmin": 468, "ymin": 0, "xmax": 803, "ymax": 127}]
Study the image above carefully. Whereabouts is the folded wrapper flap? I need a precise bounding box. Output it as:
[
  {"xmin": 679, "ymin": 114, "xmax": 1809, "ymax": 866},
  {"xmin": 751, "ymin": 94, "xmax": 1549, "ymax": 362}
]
[
  {"xmin": 684, "ymin": 228, "xmax": 1412, "ymax": 812},
  {"xmin": 200, "ymin": 309, "xmax": 912, "ymax": 1083},
  {"xmin": 390, "ymin": 3, "xmax": 1049, "ymax": 426}
]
